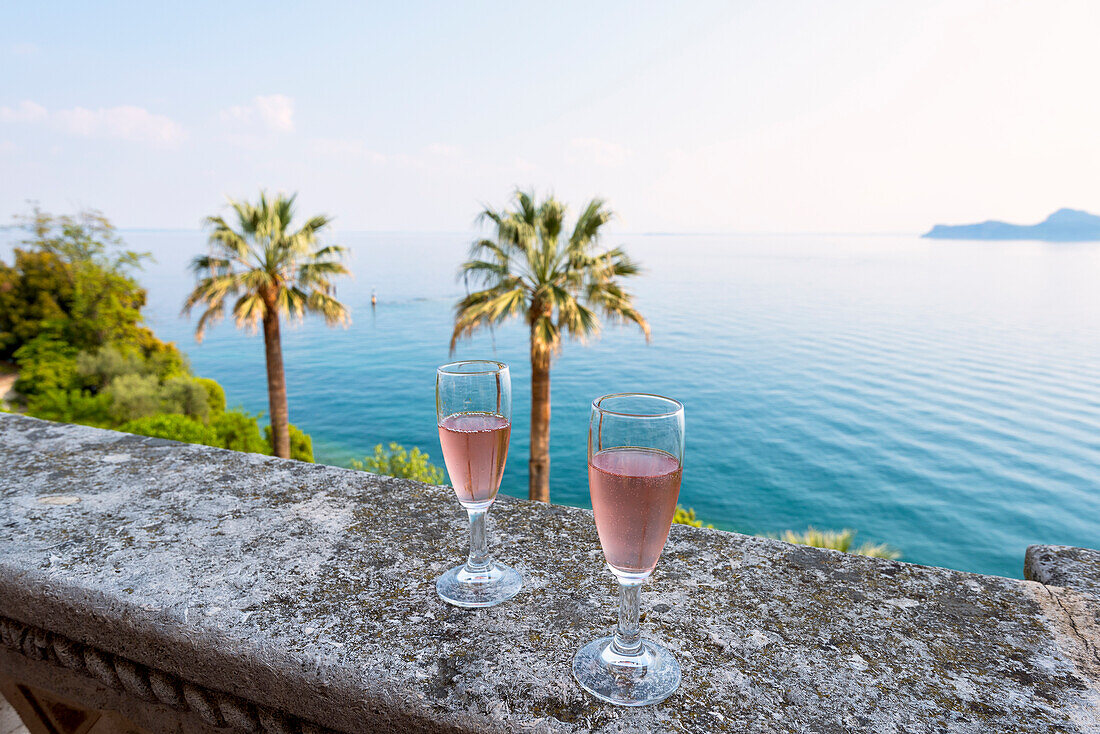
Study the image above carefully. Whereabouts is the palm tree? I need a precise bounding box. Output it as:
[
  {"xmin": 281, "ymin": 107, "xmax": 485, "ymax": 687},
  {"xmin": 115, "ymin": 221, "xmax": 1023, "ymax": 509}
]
[
  {"xmin": 452, "ymin": 190, "xmax": 650, "ymax": 502},
  {"xmin": 184, "ymin": 192, "xmax": 350, "ymax": 459}
]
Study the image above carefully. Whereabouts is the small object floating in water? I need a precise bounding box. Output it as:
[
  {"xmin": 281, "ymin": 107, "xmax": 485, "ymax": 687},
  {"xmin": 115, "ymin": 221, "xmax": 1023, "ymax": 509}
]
[{"xmin": 371, "ymin": 289, "xmax": 377, "ymax": 307}]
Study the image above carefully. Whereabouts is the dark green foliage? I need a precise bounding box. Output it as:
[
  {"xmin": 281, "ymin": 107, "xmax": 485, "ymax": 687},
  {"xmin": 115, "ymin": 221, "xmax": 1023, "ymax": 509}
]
[
  {"xmin": 2, "ymin": 207, "xmax": 152, "ymax": 356},
  {"xmin": 120, "ymin": 414, "xmax": 219, "ymax": 446},
  {"xmin": 266, "ymin": 423, "xmax": 314, "ymax": 462},
  {"xmin": 3, "ymin": 204, "xmax": 317, "ymax": 464},
  {"xmin": 0, "ymin": 250, "xmax": 72, "ymax": 358},
  {"xmin": 210, "ymin": 410, "xmax": 269, "ymax": 454},
  {"xmin": 2, "ymin": 207, "xmax": 187, "ymax": 388},
  {"xmin": 350, "ymin": 443, "xmax": 445, "ymax": 484}
]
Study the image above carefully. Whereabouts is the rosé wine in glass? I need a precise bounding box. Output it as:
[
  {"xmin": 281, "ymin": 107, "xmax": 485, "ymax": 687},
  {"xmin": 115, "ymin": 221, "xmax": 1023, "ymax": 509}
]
[
  {"xmin": 438, "ymin": 412, "xmax": 511, "ymax": 507},
  {"xmin": 574, "ymin": 393, "xmax": 684, "ymax": 706},
  {"xmin": 589, "ymin": 447, "xmax": 682, "ymax": 574},
  {"xmin": 434, "ymin": 361, "xmax": 523, "ymax": 608}
]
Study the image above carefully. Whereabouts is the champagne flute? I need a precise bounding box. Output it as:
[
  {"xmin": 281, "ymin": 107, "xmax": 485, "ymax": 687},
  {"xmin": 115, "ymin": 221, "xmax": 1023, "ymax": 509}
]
[
  {"xmin": 435, "ymin": 360, "xmax": 523, "ymax": 607},
  {"xmin": 573, "ymin": 393, "xmax": 685, "ymax": 706}
]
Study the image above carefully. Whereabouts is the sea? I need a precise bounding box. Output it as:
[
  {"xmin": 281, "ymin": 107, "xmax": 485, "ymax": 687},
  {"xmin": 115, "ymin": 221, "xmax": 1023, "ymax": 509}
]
[{"xmin": 9, "ymin": 230, "xmax": 1100, "ymax": 578}]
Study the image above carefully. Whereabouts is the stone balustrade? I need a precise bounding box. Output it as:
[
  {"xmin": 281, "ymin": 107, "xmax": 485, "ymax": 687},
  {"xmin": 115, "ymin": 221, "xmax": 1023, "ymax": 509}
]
[{"xmin": 0, "ymin": 413, "xmax": 1097, "ymax": 733}]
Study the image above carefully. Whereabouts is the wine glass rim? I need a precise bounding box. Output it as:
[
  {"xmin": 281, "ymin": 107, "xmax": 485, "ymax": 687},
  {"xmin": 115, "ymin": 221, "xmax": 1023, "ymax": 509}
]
[
  {"xmin": 437, "ymin": 359, "xmax": 509, "ymax": 375},
  {"xmin": 592, "ymin": 392, "xmax": 684, "ymax": 418}
]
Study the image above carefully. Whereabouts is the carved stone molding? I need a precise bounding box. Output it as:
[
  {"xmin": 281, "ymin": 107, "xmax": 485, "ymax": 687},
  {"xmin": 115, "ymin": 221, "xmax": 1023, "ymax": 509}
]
[{"xmin": 0, "ymin": 616, "xmax": 333, "ymax": 734}]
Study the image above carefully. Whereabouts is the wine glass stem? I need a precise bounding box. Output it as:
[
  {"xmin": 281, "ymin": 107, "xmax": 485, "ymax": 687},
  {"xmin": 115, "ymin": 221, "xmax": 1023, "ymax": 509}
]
[
  {"xmin": 611, "ymin": 579, "xmax": 644, "ymax": 656},
  {"xmin": 466, "ymin": 508, "xmax": 491, "ymax": 572}
]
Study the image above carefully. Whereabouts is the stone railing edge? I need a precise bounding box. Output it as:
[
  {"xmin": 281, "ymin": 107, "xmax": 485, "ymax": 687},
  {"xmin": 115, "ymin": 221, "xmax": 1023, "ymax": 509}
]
[{"xmin": 1025, "ymin": 544, "xmax": 1100, "ymax": 599}]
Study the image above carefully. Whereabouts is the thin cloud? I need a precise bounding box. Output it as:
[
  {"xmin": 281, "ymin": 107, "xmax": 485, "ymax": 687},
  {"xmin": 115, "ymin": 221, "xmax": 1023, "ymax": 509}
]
[
  {"xmin": 0, "ymin": 100, "xmax": 185, "ymax": 146},
  {"xmin": 0, "ymin": 101, "xmax": 47, "ymax": 123},
  {"xmin": 569, "ymin": 137, "xmax": 632, "ymax": 167},
  {"xmin": 222, "ymin": 94, "xmax": 295, "ymax": 133},
  {"xmin": 9, "ymin": 42, "xmax": 39, "ymax": 57},
  {"xmin": 309, "ymin": 137, "xmax": 387, "ymax": 163}
]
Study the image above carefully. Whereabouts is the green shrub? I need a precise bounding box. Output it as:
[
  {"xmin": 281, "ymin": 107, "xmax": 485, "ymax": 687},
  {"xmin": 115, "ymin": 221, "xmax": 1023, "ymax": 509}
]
[
  {"xmin": 120, "ymin": 414, "xmax": 218, "ymax": 446},
  {"xmin": 106, "ymin": 373, "xmax": 162, "ymax": 422},
  {"xmin": 776, "ymin": 526, "xmax": 900, "ymax": 560},
  {"xmin": 13, "ymin": 335, "xmax": 78, "ymax": 396},
  {"xmin": 104, "ymin": 373, "xmax": 211, "ymax": 424},
  {"xmin": 350, "ymin": 443, "xmax": 445, "ymax": 484},
  {"xmin": 75, "ymin": 345, "xmax": 152, "ymax": 392},
  {"xmin": 160, "ymin": 375, "xmax": 210, "ymax": 422},
  {"xmin": 672, "ymin": 506, "xmax": 714, "ymax": 528},
  {"xmin": 210, "ymin": 410, "xmax": 269, "ymax": 454},
  {"xmin": 139, "ymin": 335, "xmax": 189, "ymax": 380},
  {"xmin": 25, "ymin": 389, "xmax": 114, "ymax": 428},
  {"xmin": 195, "ymin": 378, "xmax": 226, "ymax": 414},
  {"xmin": 265, "ymin": 423, "xmax": 314, "ymax": 463}
]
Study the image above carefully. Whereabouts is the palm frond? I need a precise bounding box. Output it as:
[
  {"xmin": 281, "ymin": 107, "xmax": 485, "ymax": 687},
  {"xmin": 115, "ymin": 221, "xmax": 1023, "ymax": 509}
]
[
  {"xmin": 569, "ymin": 198, "xmax": 612, "ymax": 252},
  {"xmin": 306, "ymin": 291, "xmax": 351, "ymax": 326},
  {"xmin": 232, "ymin": 293, "xmax": 267, "ymax": 333},
  {"xmin": 192, "ymin": 299, "xmax": 226, "ymax": 343},
  {"xmin": 450, "ymin": 285, "xmax": 527, "ymax": 350}
]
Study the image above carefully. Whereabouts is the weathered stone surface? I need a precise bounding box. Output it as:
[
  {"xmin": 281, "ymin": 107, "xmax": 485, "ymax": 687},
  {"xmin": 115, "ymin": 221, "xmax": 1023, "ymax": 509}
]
[
  {"xmin": 1027, "ymin": 545, "xmax": 1100, "ymax": 598},
  {"xmin": 0, "ymin": 413, "xmax": 1098, "ymax": 733}
]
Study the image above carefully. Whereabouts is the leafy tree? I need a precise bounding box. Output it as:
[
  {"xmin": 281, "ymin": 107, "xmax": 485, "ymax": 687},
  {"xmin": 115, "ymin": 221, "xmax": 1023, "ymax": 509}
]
[
  {"xmin": 4, "ymin": 203, "xmax": 319, "ymax": 468},
  {"xmin": 452, "ymin": 190, "xmax": 649, "ymax": 502},
  {"xmin": 184, "ymin": 192, "xmax": 350, "ymax": 459},
  {"xmin": 1, "ymin": 206, "xmax": 186, "ymax": 373},
  {"xmin": 350, "ymin": 443, "xmax": 446, "ymax": 484},
  {"xmin": 0, "ymin": 250, "xmax": 72, "ymax": 358},
  {"xmin": 13, "ymin": 205, "xmax": 147, "ymax": 271},
  {"xmin": 9, "ymin": 206, "xmax": 154, "ymax": 351},
  {"xmin": 777, "ymin": 527, "xmax": 901, "ymax": 560},
  {"xmin": 264, "ymin": 422, "xmax": 314, "ymax": 462}
]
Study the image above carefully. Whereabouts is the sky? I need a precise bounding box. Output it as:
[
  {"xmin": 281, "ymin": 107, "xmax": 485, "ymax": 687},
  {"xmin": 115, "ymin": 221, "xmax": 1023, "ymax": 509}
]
[{"xmin": 2, "ymin": 1, "xmax": 1100, "ymax": 233}]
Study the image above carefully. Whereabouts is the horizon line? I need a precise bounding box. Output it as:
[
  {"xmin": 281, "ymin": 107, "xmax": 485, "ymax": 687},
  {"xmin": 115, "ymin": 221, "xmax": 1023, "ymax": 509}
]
[{"xmin": 103, "ymin": 227, "xmax": 924, "ymax": 237}]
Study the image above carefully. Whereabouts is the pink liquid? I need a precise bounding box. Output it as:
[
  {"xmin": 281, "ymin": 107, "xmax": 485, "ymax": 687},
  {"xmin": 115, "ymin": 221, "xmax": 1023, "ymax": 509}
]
[
  {"xmin": 438, "ymin": 413, "xmax": 511, "ymax": 506},
  {"xmin": 589, "ymin": 447, "xmax": 683, "ymax": 575}
]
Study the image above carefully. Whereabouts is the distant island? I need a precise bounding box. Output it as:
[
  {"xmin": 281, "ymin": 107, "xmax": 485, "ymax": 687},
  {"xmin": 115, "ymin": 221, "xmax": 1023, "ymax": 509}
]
[{"xmin": 922, "ymin": 208, "xmax": 1100, "ymax": 242}]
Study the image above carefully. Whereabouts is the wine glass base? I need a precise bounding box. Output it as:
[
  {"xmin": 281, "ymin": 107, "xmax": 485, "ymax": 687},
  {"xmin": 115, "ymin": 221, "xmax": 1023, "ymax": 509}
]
[
  {"xmin": 572, "ymin": 636, "xmax": 681, "ymax": 706},
  {"xmin": 436, "ymin": 561, "xmax": 523, "ymax": 608}
]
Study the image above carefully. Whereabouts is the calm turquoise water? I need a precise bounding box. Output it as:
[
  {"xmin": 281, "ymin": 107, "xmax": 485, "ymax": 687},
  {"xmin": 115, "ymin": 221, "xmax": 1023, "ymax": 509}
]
[{"xmin": 17, "ymin": 231, "xmax": 1100, "ymax": 577}]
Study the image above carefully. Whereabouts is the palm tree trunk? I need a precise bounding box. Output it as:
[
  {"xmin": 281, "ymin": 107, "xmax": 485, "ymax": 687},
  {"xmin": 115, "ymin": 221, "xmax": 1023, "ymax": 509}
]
[
  {"xmin": 262, "ymin": 307, "xmax": 291, "ymax": 459},
  {"xmin": 529, "ymin": 338, "xmax": 552, "ymax": 502}
]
